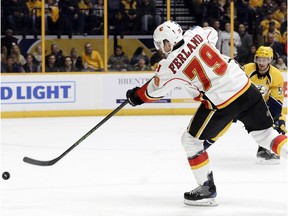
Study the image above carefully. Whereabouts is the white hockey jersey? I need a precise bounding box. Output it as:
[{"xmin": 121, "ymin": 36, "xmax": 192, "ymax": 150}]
[{"xmin": 137, "ymin": 26, "xmax": 251, "ymax": 109}]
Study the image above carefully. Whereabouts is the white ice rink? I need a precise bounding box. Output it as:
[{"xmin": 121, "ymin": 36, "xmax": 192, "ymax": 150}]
[{"xmin": 1, "ymin": 115, "xmax": 287, "ymax": 216}]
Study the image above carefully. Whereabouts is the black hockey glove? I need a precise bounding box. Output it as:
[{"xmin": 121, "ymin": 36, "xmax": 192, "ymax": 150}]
[
  {"xmin": 274, "ymin": 119, "xmax": 287, "ymax": 135},
  {"xmin": 126, "ymin": 87, "xmax": 144, "ymax": 106}
]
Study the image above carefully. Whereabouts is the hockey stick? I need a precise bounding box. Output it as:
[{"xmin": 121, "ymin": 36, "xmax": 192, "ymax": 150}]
[{"xmin": 23, "ymin": 100, "xmax": 129, "ymax": 166}]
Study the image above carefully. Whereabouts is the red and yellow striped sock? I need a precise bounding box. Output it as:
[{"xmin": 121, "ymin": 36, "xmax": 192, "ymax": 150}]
[
  {"xmin": 271, "ymin": 135, "xmax": 287, "ymax": 156},
  {"xmin": 188, "ymin": 151, "xmax": 209, "ymax": 170}
]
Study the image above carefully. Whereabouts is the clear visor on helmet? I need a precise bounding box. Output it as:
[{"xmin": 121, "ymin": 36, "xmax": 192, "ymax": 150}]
[{"xmin": 254, "ymin": 57, "xmax": 272, "ymax": 64}]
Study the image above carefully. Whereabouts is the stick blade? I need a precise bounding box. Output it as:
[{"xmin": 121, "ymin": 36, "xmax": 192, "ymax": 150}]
[{"xmin": 23, "ymin": 156, "xmax": 58, "ymax": 166}]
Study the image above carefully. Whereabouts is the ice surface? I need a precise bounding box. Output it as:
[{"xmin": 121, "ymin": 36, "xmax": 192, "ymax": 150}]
[{"xmin": 1, "ymin": 116, "xmax": 287, "ymax": 216}]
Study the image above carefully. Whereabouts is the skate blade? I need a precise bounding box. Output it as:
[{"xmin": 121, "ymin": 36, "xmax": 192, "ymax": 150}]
[
  {"xmin": 184, "ymin": 198, "xmax": 219, "ymax": 206},
  {"xmin": 256, "ymin": 158, "xmax": 280, "ymax": 165}
]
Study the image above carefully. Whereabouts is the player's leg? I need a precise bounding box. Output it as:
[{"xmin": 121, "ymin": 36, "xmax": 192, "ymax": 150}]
[
  {"xmin": 251, "ymin": 128, "xmax": 287, "ymax": 158},
  {"xmin": 204, "ymin": 120, "xmax": 280, "ymax": 164},
  {"xmin": 181, "ymin": 104, "xmax": 234, "ymax": 206},
  {"xmin": 203, "ymin": 122, "xmax": 232, "ymax": 150},
  {"xmin": 181, "ymin": 131, "xmax": 218, "ymax": 206},
  {"xmin": 238, "ymin": 85, "xmax": 287, "ymax": 159}
]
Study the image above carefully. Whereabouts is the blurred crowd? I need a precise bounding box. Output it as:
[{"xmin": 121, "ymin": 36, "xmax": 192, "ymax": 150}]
[
  {"xmin": 1, "ymin": 0, "xmax": 162, "ymax": 38},
  {"xmin": 1, "ymin": 32, "xmax": 161, "ymax": 72},
  {"xmin": 1, "ymin": 0, "xmax": 287, "ymax": 72},
  {"xmin": 184, "ymin": 0, "xmax": 287, "ymax": 66}
]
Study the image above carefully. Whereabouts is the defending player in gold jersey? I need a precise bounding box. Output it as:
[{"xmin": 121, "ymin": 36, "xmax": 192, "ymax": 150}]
[{"xmin": 243, "ymin": 46, "xmax": 286, "ymax": 164}]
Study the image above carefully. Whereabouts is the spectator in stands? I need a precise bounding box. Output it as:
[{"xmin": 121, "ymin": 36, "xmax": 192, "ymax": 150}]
[
  {"xmin": 81, "ymin": 42, "xmax": 104, "ymax": 71},
  {"xmin": 273, "ymin": 1, "xmax": 287, "ymax": 24},
  {"xmin": 258, "ymin": 0, "xmax": 275, "ymax": 16},
  {"xmin": 108, "ymin": 0, "xmax": 123, "ymax": 36},
  {"xmin": 26, "ymin": 0, "xmax": 42, "ymax": 37},
  {"xmin": 131, "ymin": 56, "xmax": 151, "ymax": 71},
  {"xmin": 1, "ymin": 46, "xmax": 8, "ymax": 67},
  {"xmin": 237, "ymin": 23, "xmax": 254, "ymax": 65},
  {"xmin": 280, "ymin": 15, "xmax": 287, "ymax": 35},
  {"xmin": 239, "ymin": 44, "xmax": 257, "ymax": 65},
  {"xmin": 70, "ymin": 48, "xmax": 84, "ymax": 71},
  {"xmin": 274, "ymin": 56, "xmax": 287, "ymax": 70},
  {"xmin": 45, "ymin": 44, "xmax": 65, "ymax": 68},
  {"xmin": 185, "ymin": 0, "xmax": 205, "ymax": 25},
  {"xmin": 130, "ymin": 46, "xmax": 150, "ymax": 66},
  {"xmin": 57, "ymin": 0, "xmax": 80, "ymax": 38},
  {"xmin": 1, "ymin": 29, "xmax": 18, "ymax": 56},
  {"xmin": 248, "ymin": 0, "xmax": 261, "ymax": 10},
  {"xmin": 202, "ymin": 21, "xmax": 210, "ymax": 27},
  {"xmin": 2, "ymin": 55, "xmax": 24, "ymax": 73},
  {"xmin": 60, "ymin": 56, "xmax": 78, "ymax": 72},
  {"xmin": 138, "ymin": 0, "xmax": 161, "ymax": 34},
  {"xmin": 78, "ymin": 0, "xmax": 92, "ymax": 35},
  {"xmin": 120, "ymin": 0, "xmax": 138, "ymax": 34},
  {"xmin": 1, "ymin": 52, "xmax": 7, "ymax": 73},
  {"xmin": 11, "ymin": 44, "xmax": 26, "ymax": 66},
  {"xmin": 216, "ymin": 22, "xmax": 242, "ymax": 59},
  {"xmin": 45, "ymin": 54, "xmax": 60, "ymax": 72},
  {"xmin": 262, "ymin": 21, "xmax": 283, "ymax": 43},
  {"xmin": 236, "ymin": 0, "xmax": 249, "ymax": 23},
  {"xmin": 252, "ymin": 10, "xmax": 264, "ymax": 34},
  {"xmin": 264, "ymin": 32, "xmax": 286, "ymax": 64},
  {"xmin": 205, "ymin": 0, "xmax": 228, "ymax": 26},
  {"xmin": 108, "ymin": 45, "xmax": 130, "ymax": 71},
  {"xmin": 45, "ymin": 0, "xmax": 59, "ymax": 34},
  {"xmin": 90, "ymin": 0, "xmax": 104, "ymax": 34},
  {"xmin": 23, "ymin": 53, "xmax": 40, "ymax": 72},
  {"xmin": 236, "ymin": 0, "xmax": 256, "ymax": 35},
  {"xmin": 3, "ymin": 0, "xmax": 29, "ymax": 37},
  {"xmin": 211, "ymin": 19, "xmax": 222, "ymax": 35},
  {"xmin": 32, "ymin": 45, "xmax": 42, "ymax": 66},
  {"xmin": 282, "ymin": 31, "xmax": 287, "ymax": 49},
  {"xmin": 260, "ymin": 10, "xmax": 281, "ymax": 31}
]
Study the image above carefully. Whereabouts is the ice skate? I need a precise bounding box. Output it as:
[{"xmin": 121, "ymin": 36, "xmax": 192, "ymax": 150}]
[
  {"xmin": 256, "ymin": 146, "xmax": 280, "ymax": 165},
  {"xmin": 184, "ymin": 172, "xmax": 218, "ymax": 206}
]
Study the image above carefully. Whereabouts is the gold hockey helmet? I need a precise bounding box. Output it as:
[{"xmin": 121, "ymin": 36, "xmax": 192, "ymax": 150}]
[{"xmin": 254, "ymin": 46, "xmax": 273, "ymax": 64}]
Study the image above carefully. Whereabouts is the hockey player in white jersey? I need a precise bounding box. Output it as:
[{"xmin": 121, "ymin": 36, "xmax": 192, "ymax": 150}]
[{"xmin": 125, "ymin": 21, "xmax": 287, "ymax": 206}]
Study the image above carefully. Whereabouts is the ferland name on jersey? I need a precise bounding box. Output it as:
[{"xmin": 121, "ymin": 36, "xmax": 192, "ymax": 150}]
[{"xmin": 169, "ymin": 34, "xmax": 204, "ymax": 74}]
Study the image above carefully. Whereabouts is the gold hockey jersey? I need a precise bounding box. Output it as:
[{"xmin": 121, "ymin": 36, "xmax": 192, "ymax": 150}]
[{"xmin": 243, "ymin": 63, "xmax": 285, "ymax": 121}]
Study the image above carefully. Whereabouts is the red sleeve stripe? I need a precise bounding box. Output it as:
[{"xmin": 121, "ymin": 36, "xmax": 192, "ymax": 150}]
[
  {"xmin": 188, "ymin": 151, "xmax": 209, "ymax": 170},
  {"xmin": 206, "ymin": 31, "xmax": 212, "ymax": 40},
  {"xmin": 156, "ymin": 64, "xmax": 162, "ymax": 72},
  {"xmin": 137, "ymin": 82, "xmax": 162, "ymax": 102},
  {"xmin": 271, "ymin": 135, "xmax": 287, "ymax": 155}
]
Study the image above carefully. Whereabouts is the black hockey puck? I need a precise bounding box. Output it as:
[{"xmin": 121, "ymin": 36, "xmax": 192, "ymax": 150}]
[{"xmin": 2, "ymin": 171, "xmax": 10, "ymax": 180}]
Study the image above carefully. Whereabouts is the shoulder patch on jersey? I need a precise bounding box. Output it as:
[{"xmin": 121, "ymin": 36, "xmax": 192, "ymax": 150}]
[
  {"xmin": 278, "ymin": 86, "xmax": 283, "ymax": 95},
  {"xmin": 154, "ymin": 75, "xmax": 160, "ymax": 87}
]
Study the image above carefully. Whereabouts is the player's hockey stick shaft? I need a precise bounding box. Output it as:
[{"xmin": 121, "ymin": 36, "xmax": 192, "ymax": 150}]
[{"xmin": 23, "ymin": 100, "xmax": 129, "ymax": 166}]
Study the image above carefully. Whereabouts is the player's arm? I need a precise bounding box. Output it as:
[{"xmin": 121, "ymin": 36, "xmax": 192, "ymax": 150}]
[
  {"xmin": 201, "ymin": 27, "xmax": 219, "ymax": 47},
  {"xmin": 126, "ymin": 62, "xmax": 175, "ymax": 106},
  {"xmin": 267, "ymin": 72, "xmax": 286, "ymax": 134},
  {"xmin": 268, "ymin": 95, "xmax": 286, "ymax": 134},
  {"xmin": 126, "ymin": 60, "xmax": 199, "ymax": 106},
  {"xmin": 126, "ymin": 77, "xmax": 165, "ymax": 106}
]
